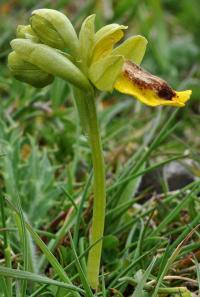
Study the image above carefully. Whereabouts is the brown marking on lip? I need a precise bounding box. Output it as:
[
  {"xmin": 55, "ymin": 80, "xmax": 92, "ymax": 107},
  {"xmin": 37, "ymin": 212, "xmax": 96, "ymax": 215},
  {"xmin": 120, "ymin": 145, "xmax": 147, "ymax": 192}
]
[
  {"xmin": 158, "ymin": 85, "xmax": 175, "ymax": 100},
  {"xmin": 123, "ymin": 61, "xmax": 176, "ymax": 100}
]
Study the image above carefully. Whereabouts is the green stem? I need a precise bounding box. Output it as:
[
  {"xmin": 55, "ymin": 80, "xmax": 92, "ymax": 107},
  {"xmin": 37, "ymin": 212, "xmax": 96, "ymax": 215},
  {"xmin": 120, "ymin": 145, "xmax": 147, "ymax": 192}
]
[{"xmin": 73, "ymin": 87, "xmax": 106, "ymax": 289}]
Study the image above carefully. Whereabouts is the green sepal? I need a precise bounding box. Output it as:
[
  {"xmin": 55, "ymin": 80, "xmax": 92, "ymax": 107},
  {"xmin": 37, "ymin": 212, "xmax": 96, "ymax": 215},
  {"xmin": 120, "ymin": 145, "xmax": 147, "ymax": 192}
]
[
  {"xmin": 31, "ymin": 9, "xmax": 79, "ymax": 57},
  {"xmin": 89, "ymin": 54, "xmax": 124, "ymax": 91},
  {"xmin": 111, "ymin": 35, "xmax": 148, "ymax": 65},
  {"xmin": 94, "ymin": 24, "xmax": 127, "ymax": 44},
  {"xmin": 30, "ymin": 14, "xmax": 66, "ymax": 50},
  {"xmin": 79, "ymin": 14, "xmax": 96, "ymax": 69},
  {"xmin": 91, "ymin": 24, "xmax": 127, "ymax": 63},
  {"xmin": 8, "ymin": 51, "xmax": 54, "ymax": 88},
  {"xmin": 10, "ymin": 39, "xmax": 91, "ymax": 91}
]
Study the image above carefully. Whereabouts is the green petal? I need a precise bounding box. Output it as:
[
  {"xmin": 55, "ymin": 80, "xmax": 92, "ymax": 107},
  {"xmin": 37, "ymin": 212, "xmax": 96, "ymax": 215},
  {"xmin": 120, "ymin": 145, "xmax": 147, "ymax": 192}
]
[
  {"xmin": 79, "ymin": 14, "xmax": 96, "ymax": 69},
  {"xmin": 111, "ymin": 35, "xmax": 148, "ymax": 65},
  {"xmin": 89, "ymin": 54, "xmax": 124, "ymax": 91},
  {"xmin": 94, "ymin": 24, "xmax": 127, "ymax": 43},
  {"xmin": 91, "ymin": 24, "xmax": 127, "ymax": 63}
]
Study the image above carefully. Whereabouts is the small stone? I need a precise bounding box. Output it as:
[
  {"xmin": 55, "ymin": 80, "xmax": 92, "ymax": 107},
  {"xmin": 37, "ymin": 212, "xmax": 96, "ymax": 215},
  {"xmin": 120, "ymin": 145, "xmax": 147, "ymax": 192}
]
[{"xmin": 163, "ymin": 161, "xmax": 195, "ymax": 191}]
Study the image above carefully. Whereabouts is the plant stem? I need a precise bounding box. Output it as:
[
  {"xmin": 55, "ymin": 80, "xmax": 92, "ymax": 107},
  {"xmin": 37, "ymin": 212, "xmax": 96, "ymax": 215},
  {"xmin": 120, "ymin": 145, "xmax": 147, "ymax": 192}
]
[{"xmin": 73, "ymin": 87, "xmax": 106, "ymax": 289}]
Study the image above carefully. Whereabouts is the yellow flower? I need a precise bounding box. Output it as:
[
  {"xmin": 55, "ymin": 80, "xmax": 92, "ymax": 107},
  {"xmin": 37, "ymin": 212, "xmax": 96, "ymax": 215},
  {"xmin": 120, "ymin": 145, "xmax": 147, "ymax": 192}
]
[
  {"xmin": 87, "ymin": 21, "xmax": 192, "ymax": 107},
  {"xmin": 115, "ymin": 61, "xmax": 192, "ymax": 107}
]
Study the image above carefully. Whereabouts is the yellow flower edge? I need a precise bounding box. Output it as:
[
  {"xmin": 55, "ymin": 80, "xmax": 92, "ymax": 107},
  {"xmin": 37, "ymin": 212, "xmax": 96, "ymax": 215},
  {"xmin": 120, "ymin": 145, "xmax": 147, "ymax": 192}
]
[{"xmin": 114, "ymin": 61, "xmax": 192, "ymax": 107}]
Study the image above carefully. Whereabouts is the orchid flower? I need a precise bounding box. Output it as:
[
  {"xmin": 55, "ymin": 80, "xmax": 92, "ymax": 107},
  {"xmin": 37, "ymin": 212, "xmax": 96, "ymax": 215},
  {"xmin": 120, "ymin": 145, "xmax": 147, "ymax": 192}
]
[{"xmin": 87, "ymin": 19, "xmax": 191, "ymax": 107}]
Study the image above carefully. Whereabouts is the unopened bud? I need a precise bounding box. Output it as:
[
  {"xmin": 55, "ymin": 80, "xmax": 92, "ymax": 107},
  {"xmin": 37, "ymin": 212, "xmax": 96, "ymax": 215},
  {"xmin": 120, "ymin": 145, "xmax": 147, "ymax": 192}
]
[
  {"xmin": 30, "ymin": 9, "xmax": 79, "ymax": 56},
  {"xmin": 10, "ymin": 39, "xmax": 91, "ymax": 91},
  {"xmin": 16, "ymin": 25, "xmax": 39, "ymax": 43},
  {"xmin": 30, "ymin": 14, "xmax": 65, "ymax": 49},
  {"xmin": 8, "ymin": 51, "xmax": 54, "ymax": 88}
]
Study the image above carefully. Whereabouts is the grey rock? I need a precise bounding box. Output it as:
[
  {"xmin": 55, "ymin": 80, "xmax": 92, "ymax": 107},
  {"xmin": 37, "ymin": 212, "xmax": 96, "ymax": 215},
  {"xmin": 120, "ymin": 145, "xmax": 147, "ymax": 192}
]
[
  {"xmin": 137, "ymin": 160, "xmax": 195, "ymax": 201},
  {"xmin": 163, "ymin": 161, "xmax": 195, "ymax": 191}
]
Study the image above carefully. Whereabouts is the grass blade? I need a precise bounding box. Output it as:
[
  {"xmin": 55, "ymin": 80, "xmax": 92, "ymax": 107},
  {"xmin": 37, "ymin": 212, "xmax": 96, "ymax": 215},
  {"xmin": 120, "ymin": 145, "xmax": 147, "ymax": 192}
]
[
  {"xmin": 132, "ymin": 257, "xmax": 157, "ymax": 297},
  {"xmin": 69, "ymin": 232, "xmax": 94, "ymax": 297},
  {"xmin": 0, "ymin": 267, "xmax": 84, "ymax": 295},
  {"xmin": 6, "ymin": 198, "xmax": 80, "ymax": 297}
]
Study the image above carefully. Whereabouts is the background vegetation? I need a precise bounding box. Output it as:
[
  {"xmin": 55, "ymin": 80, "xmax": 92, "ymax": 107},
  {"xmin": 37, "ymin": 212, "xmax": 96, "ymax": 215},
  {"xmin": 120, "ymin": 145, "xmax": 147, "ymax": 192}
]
[{"xmin": 0, "ymin": 0, "xmax": 200, "ymax": 296}]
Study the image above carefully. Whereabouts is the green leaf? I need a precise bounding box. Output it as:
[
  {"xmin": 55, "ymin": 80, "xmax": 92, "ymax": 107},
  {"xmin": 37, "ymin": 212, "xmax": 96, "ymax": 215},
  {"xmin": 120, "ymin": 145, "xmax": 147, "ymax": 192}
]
[
  {"xmin": 15, "ymin": 194, "xmax": 29, "ymax": 297},
  {"xmin": 132, "ymin": 257, "xmax": 156, "ymax": 297},
  {"xmin": 89, "ymin": 54, "xmax": 124, "ymax": 91},
  {"xmin": 103, "ymin": 235, "xmax": 119, "ymax": 249},
  {"xmin": 6, "ymin": 199, "xmax": 80, "ymax": 297},
  {"xmin": 0, "ymin": 267, "xmax": 84, "ymax": 295},
  {"xmin": 152, "ymin": 224, "xmax": 200, "ymax": 297},
  {"xmin": 194, "ymin": 257, "xmax": 200, "ymax": 296},
  {"xmin": 0, "ymin": 277, "xmax": 10, "ymax": 297},
  {"xmin": 69, "ymin": 233, "xmax": 94, "ymax": 297}
]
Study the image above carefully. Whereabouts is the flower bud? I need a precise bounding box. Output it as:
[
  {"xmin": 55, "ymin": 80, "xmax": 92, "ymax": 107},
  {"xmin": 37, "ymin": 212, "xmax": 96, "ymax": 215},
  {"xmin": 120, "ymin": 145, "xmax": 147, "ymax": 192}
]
[
  {"xmin": 16, "ymin": 25, "xmax": 39, "ymax": 43},
  {"xmin": 30, "ymin": 9, "xmax": 79, "ymax": 56},
  {"xmin": 8, "ymin": 51, "xmax": 54, "ymax": 88},
  {"xmin": 30, "ymin": 14, "xmax": 65, "ymax": 49},
  {"xmin": 10, "ymin": 39, "xmax": 91, "ymax": 91}
]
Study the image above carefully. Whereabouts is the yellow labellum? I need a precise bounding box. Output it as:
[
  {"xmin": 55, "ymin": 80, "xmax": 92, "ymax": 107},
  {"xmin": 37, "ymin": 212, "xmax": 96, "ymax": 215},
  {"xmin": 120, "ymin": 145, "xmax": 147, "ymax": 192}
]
[{"xmin": 115, "ymin": 61, "xmax": 192, "ymax": 107}]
